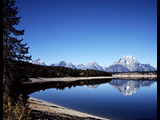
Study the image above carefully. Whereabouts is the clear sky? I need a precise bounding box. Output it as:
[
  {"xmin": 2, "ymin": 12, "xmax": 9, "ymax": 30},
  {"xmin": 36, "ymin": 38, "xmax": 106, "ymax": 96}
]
[{"xmin": 15, "ymin": 0, "xmax": 157, "ymax": 67}]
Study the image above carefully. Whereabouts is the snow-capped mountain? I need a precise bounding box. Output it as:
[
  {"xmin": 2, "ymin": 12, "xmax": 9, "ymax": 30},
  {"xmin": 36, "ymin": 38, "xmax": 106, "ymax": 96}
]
[
  {"xmin": 106, "ymin": 55, "xmax": 156, "ymax": 72},
  {"xmin": 105, "ymin": 64, "xmax": 130, "ymax": 72},
  {"xmin": 50, "ymin": 63, "xmax": 55, "ymax": 66},
  {"xmin": 30, "ymin": 58, "xmax": 46, "ymax": 66},
  {"xmin": 115, "ymin": 55, "xmax": 139, "ymax": 71},
  {"xmin": 52, "ymin": 61, "xmax": 76, "ymax": 69},
  {"xmin": 117, "ymin": 55, "xmax": 139, "ymax": 64},
  {"xmin": 51, "ymin": 61, "xmax": 104, "ymax": 70},
  {"xmin": 109, "ymin": 79, "xmax": 155, "ymax": 96},
  {"xmin": 85, "ymin": 62, "xmax": 104, "ymax": 71},
  {"xmin": 65, "ymin": 62, "xmax": 77, "ymax": 69},
  {"xmin": 75, "ymin": 64, "xmax": 87, "ymax": 70},
  {"xmin": 30, "ymin": 55, "xmax": 156, "ymax": 72},
  {"xmin": 54, "ymin": 61, "xmax": 67, "ymax": 67},
  {"xmin": 138, "ymin": 64, "xmax": 156, "ymax": 71},
  {"xmin": 75, "ymin": 62, "xmax": 104, "ymax": 71}
]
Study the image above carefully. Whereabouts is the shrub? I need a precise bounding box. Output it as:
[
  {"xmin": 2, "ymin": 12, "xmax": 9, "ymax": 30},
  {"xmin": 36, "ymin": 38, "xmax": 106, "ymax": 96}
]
[{"xmin": 3, "ymin": 93, "xmax": 31, "ymax": 120}]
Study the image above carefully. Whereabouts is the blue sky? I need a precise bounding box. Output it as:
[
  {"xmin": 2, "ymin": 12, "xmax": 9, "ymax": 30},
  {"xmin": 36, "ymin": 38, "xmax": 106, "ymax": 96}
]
[{"xmin": 15, "ymin": 0, "xmax": 157, "ymax": 67}]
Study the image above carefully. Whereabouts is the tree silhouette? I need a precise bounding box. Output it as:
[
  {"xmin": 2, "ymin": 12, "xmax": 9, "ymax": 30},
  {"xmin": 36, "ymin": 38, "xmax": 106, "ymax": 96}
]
[{"xmin": 3, "ymin": 0, "xmax": 31, "ymax": 94}]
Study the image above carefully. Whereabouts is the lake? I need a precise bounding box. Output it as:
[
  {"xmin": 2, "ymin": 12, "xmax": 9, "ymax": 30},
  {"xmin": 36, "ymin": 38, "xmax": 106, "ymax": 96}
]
[{"xmin": 29, "ymin": 79, "xmax": 157, "ymax": 120}]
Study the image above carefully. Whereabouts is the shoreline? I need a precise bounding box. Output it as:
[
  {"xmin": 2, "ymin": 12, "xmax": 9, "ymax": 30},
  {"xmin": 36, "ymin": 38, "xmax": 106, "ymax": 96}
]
[
  {"xmin": 28, "ymin": 97, "xmax": 110, "ymax": 120},
  {"xmin": 27, "ymin": 76, "xmax": 156, "ymax": 120},
  {"xmin": 26, "ymin": 75, "xmax": 157, "ymax": 84},
  {"xmin": 27, "ymin": 76, "xmax": 113, "ymax": 84}
]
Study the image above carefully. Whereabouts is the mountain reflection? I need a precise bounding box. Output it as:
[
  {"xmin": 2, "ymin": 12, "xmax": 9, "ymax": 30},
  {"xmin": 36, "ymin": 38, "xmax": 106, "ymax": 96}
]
[
  {"xmin": 25, "ymin": 78, "xmax": 156, "ymax": 96},
  {"xmin": 87, "ymin": 85, "xmax": 99, "ymax": 90},
  {"xmin": 109, "ymin": 79, "xmax": 155, "ymax": 96},
  {"xmin": 86, "ymin": 79, "xmax": 155, "ymax": 96}
]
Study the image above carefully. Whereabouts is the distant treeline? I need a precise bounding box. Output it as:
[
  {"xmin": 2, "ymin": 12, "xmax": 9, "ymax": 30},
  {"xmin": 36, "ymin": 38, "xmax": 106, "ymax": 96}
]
[{"xmin": 13, "ymin": 60, "xmax": 112, "ymax": 78}]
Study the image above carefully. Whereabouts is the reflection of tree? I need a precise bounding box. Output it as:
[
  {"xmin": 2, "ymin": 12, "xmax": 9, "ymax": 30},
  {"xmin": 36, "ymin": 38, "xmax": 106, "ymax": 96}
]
[
  {"xmin": 109, "ymin": 79, "xmax": 155, "ymax": 96},
  {"xmin": 23, "ymin": 79, "xmax": 112, "ymax": 95}
]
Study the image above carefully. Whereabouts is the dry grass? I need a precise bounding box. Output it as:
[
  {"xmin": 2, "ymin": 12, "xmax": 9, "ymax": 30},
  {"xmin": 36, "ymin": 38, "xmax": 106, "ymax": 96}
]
[{"xmin": 3, "ymin": 93, "xmax": 31, "ymax": 120}]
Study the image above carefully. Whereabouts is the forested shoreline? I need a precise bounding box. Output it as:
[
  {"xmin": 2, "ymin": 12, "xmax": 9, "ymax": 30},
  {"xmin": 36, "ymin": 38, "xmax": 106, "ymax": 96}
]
[{"xmin": 12, "ymin": 60, "xmax": 112, "ymax": 78}]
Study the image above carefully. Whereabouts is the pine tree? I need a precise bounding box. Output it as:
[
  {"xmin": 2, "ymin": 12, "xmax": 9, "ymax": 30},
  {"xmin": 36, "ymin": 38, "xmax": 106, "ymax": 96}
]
[{"xmin": 3, "ymin": 0, "xmax": 31, "ymax": 94}]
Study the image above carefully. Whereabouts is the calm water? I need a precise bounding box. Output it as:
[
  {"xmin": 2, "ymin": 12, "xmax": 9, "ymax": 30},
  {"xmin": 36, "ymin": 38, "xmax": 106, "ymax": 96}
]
[{"xmin": 29, "ymin": 79, "xmax": 157, "ymax": 120}]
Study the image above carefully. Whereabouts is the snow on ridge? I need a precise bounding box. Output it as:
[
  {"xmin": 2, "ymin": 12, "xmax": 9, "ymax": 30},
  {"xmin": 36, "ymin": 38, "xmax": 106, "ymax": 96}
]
[{"xmin": 30, "ymin": 58, "xmax": 46, "ymax": 66}]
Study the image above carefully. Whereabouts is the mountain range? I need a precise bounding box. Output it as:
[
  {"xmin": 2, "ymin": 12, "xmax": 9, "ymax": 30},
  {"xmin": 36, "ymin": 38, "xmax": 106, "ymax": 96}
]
[{"xmin": 30, "ymin": 55, "xmax": 156, "ymax": 72}]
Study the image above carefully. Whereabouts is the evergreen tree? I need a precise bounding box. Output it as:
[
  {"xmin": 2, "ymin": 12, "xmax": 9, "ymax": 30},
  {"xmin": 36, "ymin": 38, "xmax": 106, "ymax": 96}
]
[{"xmin": 3, "ymin": 0, "xmax": 31, "ymax": 94}]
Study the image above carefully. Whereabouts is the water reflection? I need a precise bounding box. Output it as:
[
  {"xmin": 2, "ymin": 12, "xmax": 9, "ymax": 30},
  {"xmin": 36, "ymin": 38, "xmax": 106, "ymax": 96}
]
[
  {"xmin": 29, "ymin": 79, "xmax": 157, "ymax": 120},
  {"xmin": 23, "ymin": 78, "xmax": 112, "ymax": 95},
  {"xmin": 86, "ymin": 79, "xmax": 155, "ymax": 96},
  {"xmin": 25, "ymin": 78, "xmax": 156, "ymax": 96},
  {"xmin": 87, "ymin": 85, "xmax": 99, "ymax": 90},
  {"xmin": 109, "ymin": 79, "xmax": 155, "ymax": 96}
]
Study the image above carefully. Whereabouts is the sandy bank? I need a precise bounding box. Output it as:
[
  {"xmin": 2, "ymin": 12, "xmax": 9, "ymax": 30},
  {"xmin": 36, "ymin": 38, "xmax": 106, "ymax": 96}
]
[
  {"xmin": 27, "ymin": 76, "xmax": 113, "ymax": 84},
  {"xmin": 29, "ymin": 97, "xmax": 110, "ymax": 120},
  {"xmin": 26, "ymin": 75, "xmax": 157, "ymax": 84}
]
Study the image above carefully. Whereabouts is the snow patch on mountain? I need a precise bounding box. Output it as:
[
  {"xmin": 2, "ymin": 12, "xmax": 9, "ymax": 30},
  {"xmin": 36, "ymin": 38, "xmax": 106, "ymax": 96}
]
[
  {"xmin": 75, "ymin": 64, "xmax": 87, "ymax": 70},
  {"xmin": 52, "ymin": 61, "xmax": 76, "ymax": 69},
  {"xmin": 105, "ymin": 64, "xmax": 130, "ymax": 72},
  {"xmin": 30, "ymin": 58, "xmax": 46, "ymax": 66},
  {"xmin": 85, "ymin": 62, "xmax": 104, "ymax": 71},
  {"xmin": 54, "ymin": 61, "xmax": 67, "ymax": 67},
  {"xmin": 65, "ymin": 62, "xmax": 77, "ymax": 69}
]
